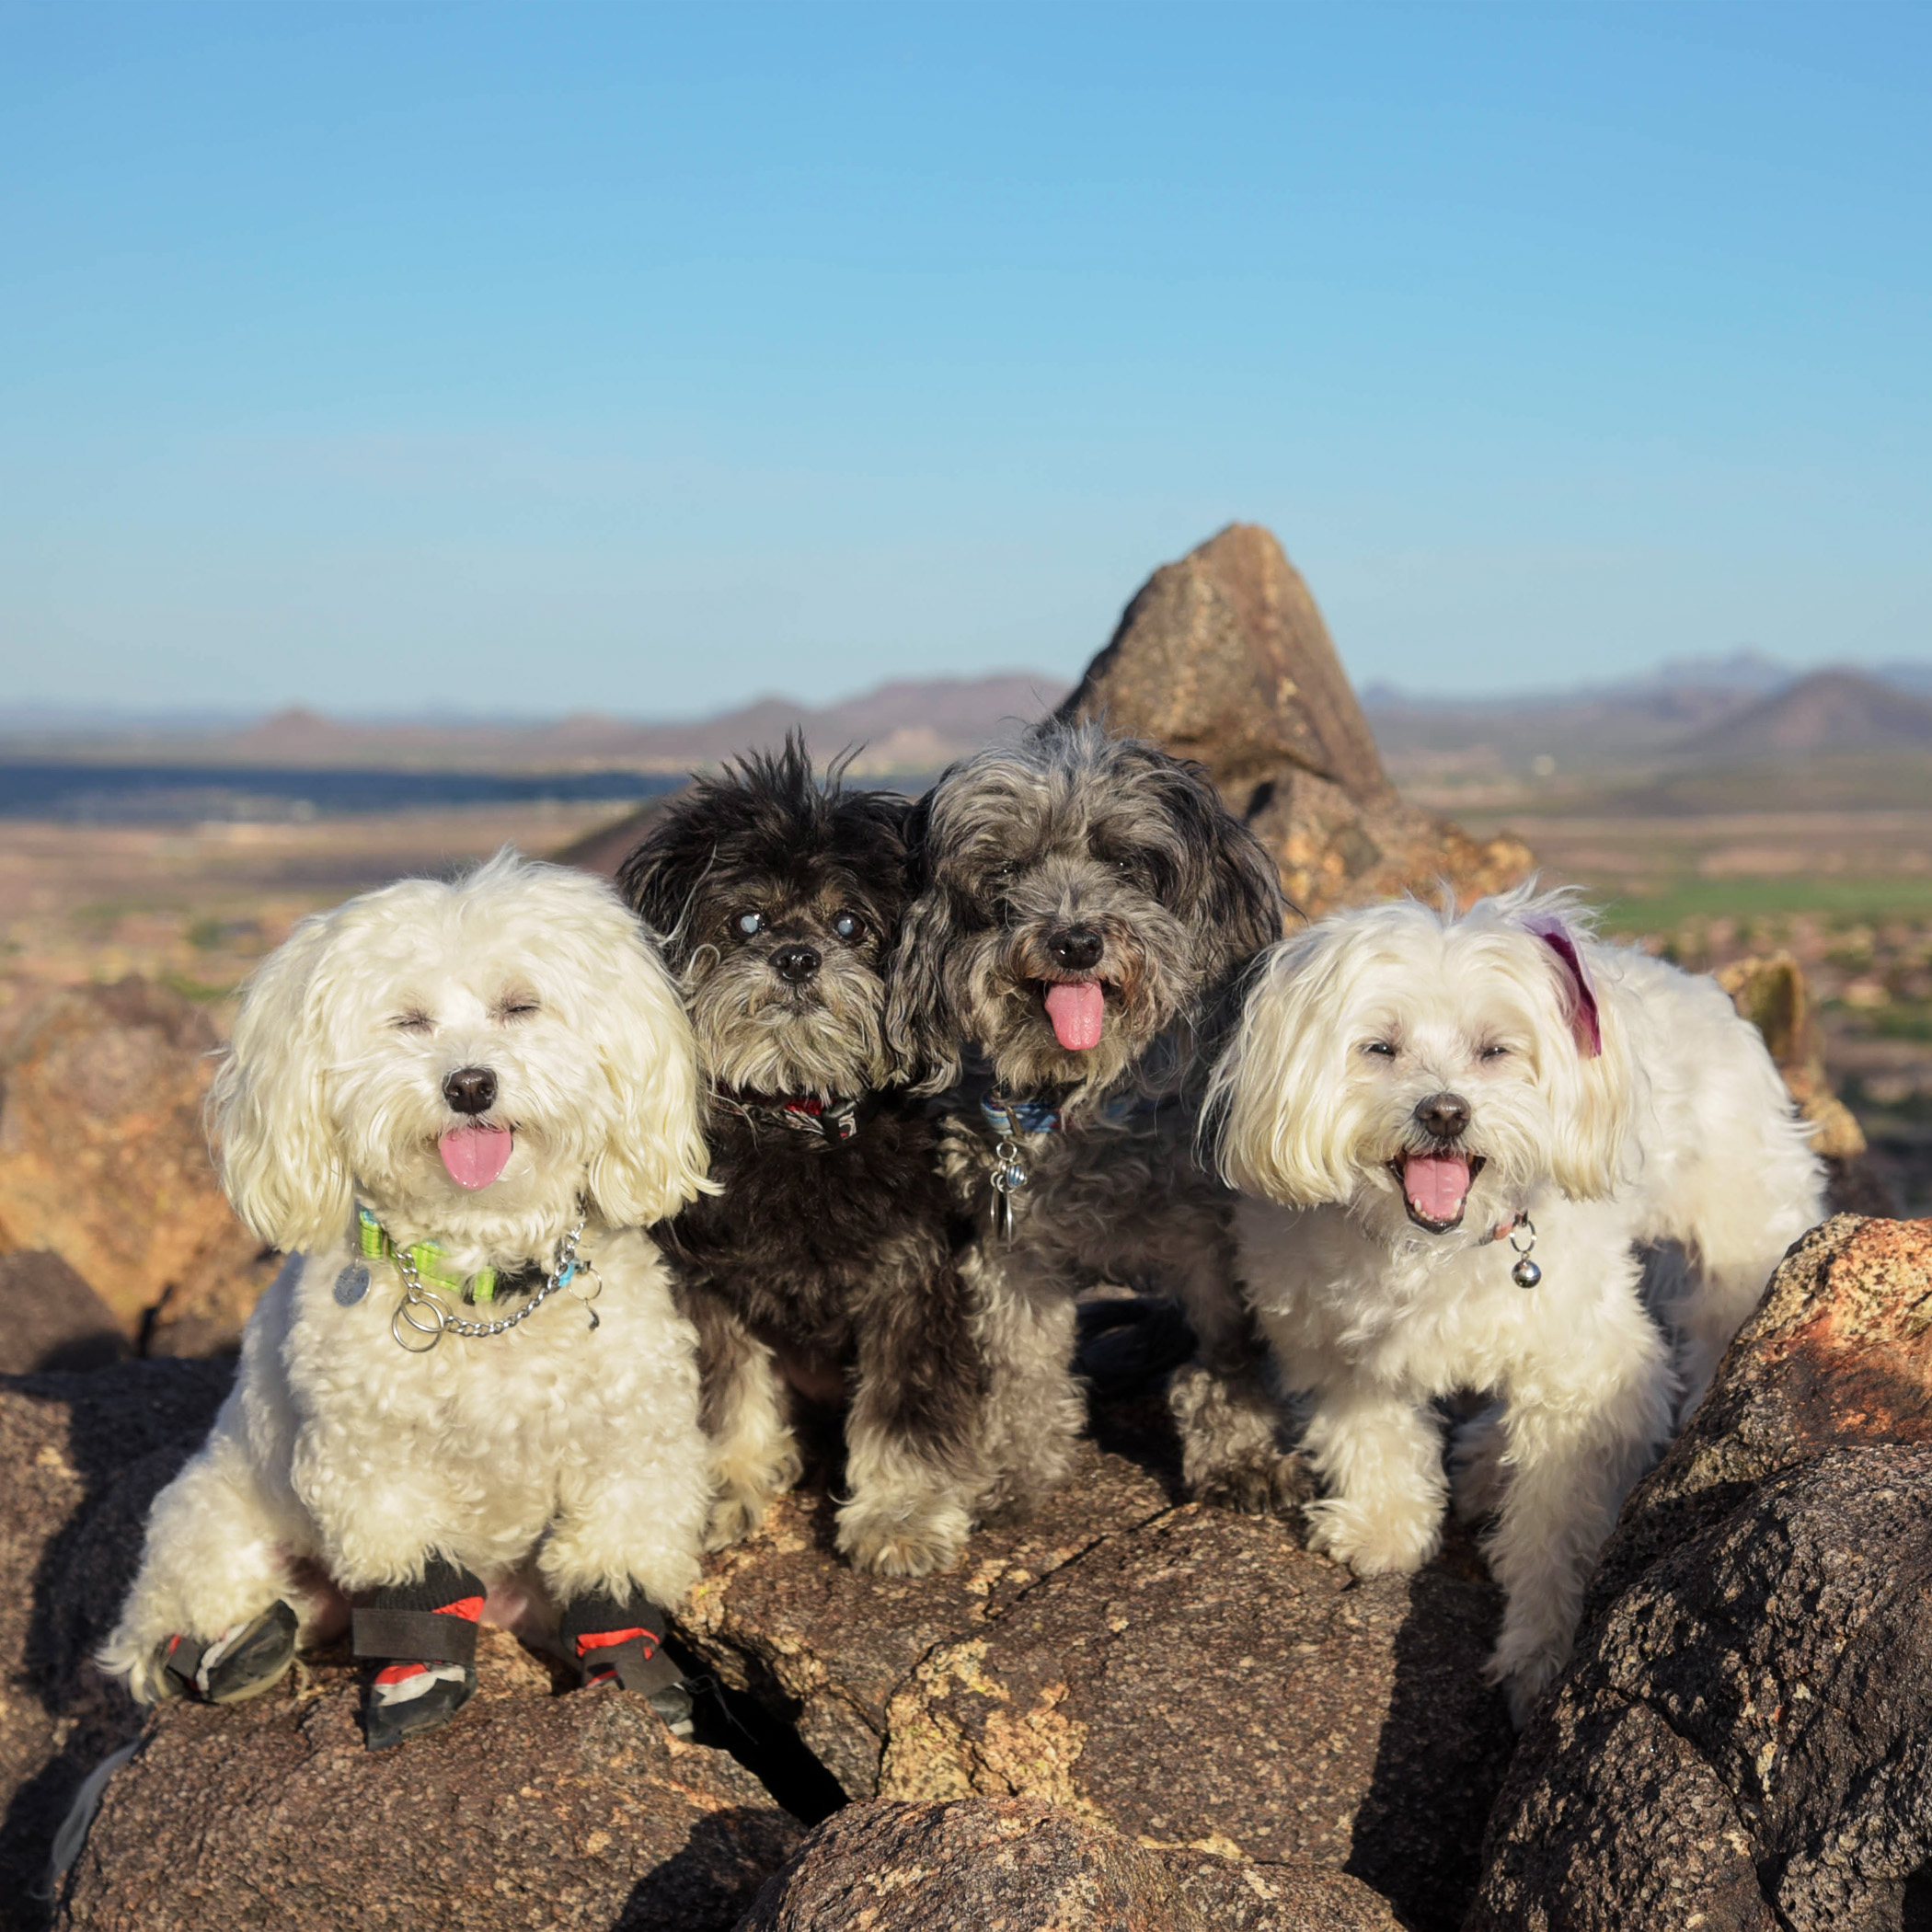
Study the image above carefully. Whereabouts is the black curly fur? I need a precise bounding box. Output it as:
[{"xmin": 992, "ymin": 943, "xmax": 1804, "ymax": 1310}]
[{"xmin": 618, "ymin": 738, "xmax": 987, "ymax": 1553}]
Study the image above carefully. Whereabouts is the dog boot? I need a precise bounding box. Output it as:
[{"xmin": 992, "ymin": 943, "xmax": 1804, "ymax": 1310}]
[
  {"xmin": 353, "ymin": 1558, "xmax": 484, "ymax": 1751},
  {"xmin": 155, "ymin": 1600, "xmax": 299, "ymax": 1704},
  {"xmin": 559, "ymin": 1592, "xmax": 694, "ymax": 1737}
]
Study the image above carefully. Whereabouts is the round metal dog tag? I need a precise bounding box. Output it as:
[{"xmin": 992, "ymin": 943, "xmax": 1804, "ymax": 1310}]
[
  {"xmin": 1512, "ymin": 1257, "xmax": 1543, "ymax": 1290},
  {"xmin": 333, "ymin": 1262, "xmax": 371, "ymax": 1306}
]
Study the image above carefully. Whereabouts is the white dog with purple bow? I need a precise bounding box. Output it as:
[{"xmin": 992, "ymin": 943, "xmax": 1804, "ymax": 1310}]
[{"xmin": 1207, "ymin": 884, "xmax": 1823, "ymax": 1720}]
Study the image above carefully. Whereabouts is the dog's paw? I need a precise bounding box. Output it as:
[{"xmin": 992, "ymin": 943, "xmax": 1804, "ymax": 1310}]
[
  {"xmin": 704, "ymin": 1486, "xmax": 780, "ymax": 1552},
  {"xmin": 1448, "ymin": 1406, "xmax": 1511, "ymax": 1524},
  {"xmin": 834, "ymin": 1501, "xmax": 971, "ymax": 1578},
  {"xmin": 1490, "ymin": 1637, "xmax": 1570, "ymax": 1729},
  {"xmin": 1304, "ymin": 1496, "xmax": 1441, "ymax": 1576},
  {"xmin": 1193, "ymin": 1446, "xmax": 1315, "ymax": 1519}
]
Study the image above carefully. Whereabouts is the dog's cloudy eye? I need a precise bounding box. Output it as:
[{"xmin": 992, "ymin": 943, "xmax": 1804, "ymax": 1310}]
[
  {"xmin": 832, "ymin": 912, "xmax": 864, "ymax": 942},
  {"xmin": 737, "ymin": 912, "xmax": 765, "ymax": 937}
]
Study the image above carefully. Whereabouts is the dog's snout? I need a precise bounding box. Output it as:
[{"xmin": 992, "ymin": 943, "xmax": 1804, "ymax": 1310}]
[
  {"xmin": 771, "ymin": 943, "xmax": 821, "ymax": 985},
  {"xmin": 1414, "ymin": 1091, "xmax": 1471, "ymax": 1142},
  {"xmin": 1048, "ymin": 925, "xmax": 1105, "ymax": 972},
  {"xmin": 443, "ymin": 1065, "xmax": 499, "ymax": 1116}
]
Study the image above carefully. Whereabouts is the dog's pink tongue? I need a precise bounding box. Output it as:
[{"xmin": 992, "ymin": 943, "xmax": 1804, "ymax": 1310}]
[
  {"xmin": 1044, "ymin": 980, "xmax": 1107, "ymax": 1051},
  {"xmin": 439, "ymin": 1124, "xmax": 513, "ymax": 1190},
  {"xmin": 1404, "ymin": 1153, "xmax": 1472, "ymax": 1224}
]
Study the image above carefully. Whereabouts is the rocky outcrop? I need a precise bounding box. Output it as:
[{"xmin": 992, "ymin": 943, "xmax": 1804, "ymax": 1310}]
[
  {"xmin": 1715, "ymin": 952, "xmax": 1893, "ymax": 1214},
  {"xmin": 1467, "ymin": 1216, "xmax": 1932, "ymax": 1931},
  {"xmin": 735, "ymin": 1797, "xmax": 1409, "ymax": 1931},
  {"xmin": 57, "ymin": 1645, "xmax": 799, "ymax": 1932},
  {"xmin": 0, "ymin": 980, "xmax": 272, "ymax": 1352},
  {"xmin": 680, "ymin": 1393, "xmax": 1511, "ymax": 1932},
  {"xmin": 1057, "ymin": 524, "xmax": 1532, "ymax": 916}
]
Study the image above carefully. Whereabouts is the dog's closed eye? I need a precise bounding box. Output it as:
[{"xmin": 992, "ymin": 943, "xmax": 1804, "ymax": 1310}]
[
  {"xmin": 393, "ymin": 1009, "xmax": 434, "ymax": 1035},
  {"xmin": 495, "ymin": 995, "xmax": 541, "ymax": 1023}
]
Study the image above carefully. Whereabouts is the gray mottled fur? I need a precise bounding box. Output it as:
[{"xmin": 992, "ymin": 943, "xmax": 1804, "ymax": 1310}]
[{"xmin": 892, "ymin": 721, "xmax": 1300, "ymax": 1514}]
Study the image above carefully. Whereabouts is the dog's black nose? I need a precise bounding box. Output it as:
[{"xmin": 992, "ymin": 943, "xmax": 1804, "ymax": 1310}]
[
  {"xmin": 771, "ymin": 944, "xmax": 821, "ymax": 985},
  {"xmin": 443, "ymin": 1065, "xmax": 498, "ymax": 1115},
  {"xmin": 1049, "ymin": 926, "xmax": 1105, "ymax": 972},
  {"xmin": 1414, "ymin": 1091, "xmax": 1470, "ymax": 1141}
]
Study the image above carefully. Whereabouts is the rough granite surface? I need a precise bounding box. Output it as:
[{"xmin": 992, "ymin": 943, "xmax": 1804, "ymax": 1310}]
[
  {"xmin": 733, "ymin": 1797, "xmax": 1409, "ymax": 1931},
  {"xmin": 1468, "ymin": 1216, "xmax": 1932, "ymax": 1932}
]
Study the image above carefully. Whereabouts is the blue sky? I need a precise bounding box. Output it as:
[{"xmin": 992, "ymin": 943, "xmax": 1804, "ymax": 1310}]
[{"xmin": 2, "ymin": 2, "xmax": 1926, "ymax": 717}]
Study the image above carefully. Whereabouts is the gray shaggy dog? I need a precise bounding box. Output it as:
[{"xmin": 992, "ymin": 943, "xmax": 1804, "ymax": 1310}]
[{"xmin": 888, "ymin": 718, "xmax": 1300, "ymax": 1512}]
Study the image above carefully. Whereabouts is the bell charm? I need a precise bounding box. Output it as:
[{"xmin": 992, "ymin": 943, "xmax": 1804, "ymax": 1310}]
[{"xmin": 1512, "ymin": 1255, "xmax": 1543, "ymax": 1290}]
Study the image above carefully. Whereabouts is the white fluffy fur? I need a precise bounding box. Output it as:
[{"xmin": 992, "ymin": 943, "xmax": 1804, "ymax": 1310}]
[
  {"xmin": 102, "ymin": 852, "xmax": 715, "ymax": 1703},
  {"xmin": 1208, "ymin": 883, "xmax": 1825, "ymax": 1722}
]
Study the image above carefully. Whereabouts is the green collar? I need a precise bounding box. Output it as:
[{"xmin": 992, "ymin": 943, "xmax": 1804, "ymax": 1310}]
[{"xmin": 357, "ymin": 1207, "xmax": 503, "ymax": 1305}]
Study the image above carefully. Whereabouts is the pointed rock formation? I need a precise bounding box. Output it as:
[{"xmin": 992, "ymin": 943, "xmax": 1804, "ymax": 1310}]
[{"xmin": 1058, "ymin": 523, "xmax": 1532, "ymax": 916}]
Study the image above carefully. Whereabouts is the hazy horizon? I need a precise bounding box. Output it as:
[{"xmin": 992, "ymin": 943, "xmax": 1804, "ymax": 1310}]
[{"xmin": 5, "ymin": 647, "xmax": 1932, "ymax": 737}]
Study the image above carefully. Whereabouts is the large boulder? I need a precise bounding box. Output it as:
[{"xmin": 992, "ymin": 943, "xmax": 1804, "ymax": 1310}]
[
  {"xmin": 1057, "ymin": 523, "xmax": 1532, "ymax": 916},
  {"xmin": 678, "ymin": 1394, "xmax": 1512, "ymax": 1932},
  {"xmin": 735, "ymin": 1797, "xmax": 1408, "ymax": 1931},
  {"xmin": 56, "ymin": 1644, "xmax": 800, "ymax": 1932},
  {"xmin": 1467, "ymin": 1216, "xmax": 1932, "ymax": 1931},
  {"xmin": 0, "ymin": 979, "xmax": 273, "ymax": 1352}
]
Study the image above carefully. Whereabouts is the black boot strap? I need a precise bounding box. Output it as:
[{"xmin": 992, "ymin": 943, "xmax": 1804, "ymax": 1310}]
[
  {"xmin": 590, "ymin": 1636, "xmax": 684, "ymax": 1696},
  {"xmin": 352, "ymin": 1606, "xmax": 479, "ymax": 1666}
]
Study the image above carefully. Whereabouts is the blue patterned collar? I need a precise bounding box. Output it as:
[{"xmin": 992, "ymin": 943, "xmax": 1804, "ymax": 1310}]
[{"xmin": 980, "ymin": 1091, "xmax": 1064, "ymax": 1137}]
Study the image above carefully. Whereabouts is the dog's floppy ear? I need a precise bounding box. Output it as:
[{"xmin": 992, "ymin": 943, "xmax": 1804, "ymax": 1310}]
[
  {"xmin": 1514, "ymin": 907, "xmax": 1632, "ymax": 1199},
  {"xmin": 210, "ymin": 910, "xmax": 354, "ymax": 1253},
  {"xmin": 1523, "ymin": 913, "xmax": 1602, "ymax": 1057},
  {"xmin": 615, "ymin": 788, "xmax": 713, "ymax": 967},
  {"xmin": 581, "ymin": 915, "xmax": 715, "ymax": 1225},
  {"xmin": 1135, "ymin": 751, "xmax": 1286, "ymax": 989},
  {"xmin": 1204, "ymin": 925, "xmax": 1360, "ymax": 1205},
  {"xmin": 884, "ymin": 787, "xmax": 966, "ymax": 1095},
  {"xmin": 1197, "ymin": 806, "xmax": 1289, "ymax": 992}
]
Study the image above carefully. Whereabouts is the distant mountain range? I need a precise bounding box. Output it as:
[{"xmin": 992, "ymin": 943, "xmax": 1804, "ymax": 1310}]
[
  {"xmin": 5, "ymin": 658, "xmax": 1930, "ymax": 784},
  {"xmin": 1365, "ymin": 661, "xmax": 1932, "ymax": 780}
]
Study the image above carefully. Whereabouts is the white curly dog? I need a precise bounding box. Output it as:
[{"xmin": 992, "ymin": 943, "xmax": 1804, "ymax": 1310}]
[
  {"xmin": 1208, "ymin": 884, "xmax": 1824, "ymax": 1722},
  {"xmin": 101, "ymin": 852, "xmax": 715, "ymax": 1746}
]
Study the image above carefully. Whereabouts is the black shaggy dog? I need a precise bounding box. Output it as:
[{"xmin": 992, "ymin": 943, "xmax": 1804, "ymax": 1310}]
[{"xmin": 617, "ymin": 739, "xmax": 986, "ymax": 1576}]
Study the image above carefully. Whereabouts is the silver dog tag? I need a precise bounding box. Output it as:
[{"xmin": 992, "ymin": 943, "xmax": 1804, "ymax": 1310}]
[
  {"xmin": 333, "ymin": 1262, "xmax": 371, "ymax": 1306},
  {"xmin": 990, "ymin": 1143, "xmax": 1028, "ymax": 1242}
]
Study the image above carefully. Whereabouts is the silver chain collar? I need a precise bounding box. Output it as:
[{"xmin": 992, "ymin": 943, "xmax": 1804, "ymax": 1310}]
[{"xmin": 384, "ymin": 1209, "xmax": 601, "ymax": 1353}]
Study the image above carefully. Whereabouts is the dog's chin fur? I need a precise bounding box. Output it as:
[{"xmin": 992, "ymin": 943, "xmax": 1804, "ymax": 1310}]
[
  {"xmin": 684, "ymin": 946, "xmax": 891, "ymax": 1099},
  {"xmin": 100, "ymin": 852, "xmax": 717, "ymax": 1706},
  {"xmin": 1211, "ymin": 880, "xmax": 1827, "ymax": 1723},
  {"xmin": 619, "ymin": 740, "xmax": 991, "ymax": 1578}
]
